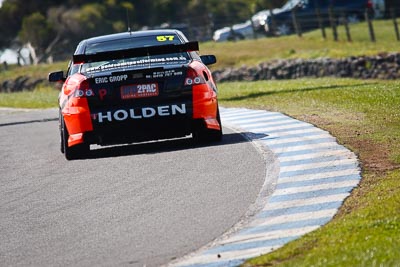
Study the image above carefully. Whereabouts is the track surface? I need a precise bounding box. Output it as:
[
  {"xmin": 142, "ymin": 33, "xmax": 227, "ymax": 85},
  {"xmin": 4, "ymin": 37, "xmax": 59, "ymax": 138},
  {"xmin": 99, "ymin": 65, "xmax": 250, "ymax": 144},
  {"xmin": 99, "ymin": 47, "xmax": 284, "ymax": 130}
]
[{"xmin": 0, "ymin": 108, "xmax": 271, "ymax": 267}]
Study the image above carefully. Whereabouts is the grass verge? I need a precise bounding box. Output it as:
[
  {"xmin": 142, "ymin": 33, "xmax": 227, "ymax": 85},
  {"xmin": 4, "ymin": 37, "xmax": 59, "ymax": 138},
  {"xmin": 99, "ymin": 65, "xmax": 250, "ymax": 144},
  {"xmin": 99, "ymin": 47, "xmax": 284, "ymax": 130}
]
[
  {"xmin": 217, "ymin": 78, "xmax": 400, "ymax": 266},
  {"xmin": 0, "ymin": 86, "xmax": 59, "ymax": 109}
]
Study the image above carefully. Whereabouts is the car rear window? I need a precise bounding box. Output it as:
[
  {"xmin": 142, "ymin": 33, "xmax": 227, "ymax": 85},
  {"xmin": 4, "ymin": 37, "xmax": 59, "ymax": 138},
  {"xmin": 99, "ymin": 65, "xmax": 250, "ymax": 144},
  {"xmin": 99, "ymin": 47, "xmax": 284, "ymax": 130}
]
[{"xmin": 85, "ymin": 34, "xmax": 183, "ymax": 54}]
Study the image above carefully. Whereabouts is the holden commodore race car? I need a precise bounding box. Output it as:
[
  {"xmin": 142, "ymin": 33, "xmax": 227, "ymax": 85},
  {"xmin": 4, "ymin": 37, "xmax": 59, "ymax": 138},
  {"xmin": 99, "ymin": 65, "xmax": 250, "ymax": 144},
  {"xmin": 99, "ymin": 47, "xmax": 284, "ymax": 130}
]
[{"xmin": 49, "ymin": 30, "xmax": 222, "ymax": 160}]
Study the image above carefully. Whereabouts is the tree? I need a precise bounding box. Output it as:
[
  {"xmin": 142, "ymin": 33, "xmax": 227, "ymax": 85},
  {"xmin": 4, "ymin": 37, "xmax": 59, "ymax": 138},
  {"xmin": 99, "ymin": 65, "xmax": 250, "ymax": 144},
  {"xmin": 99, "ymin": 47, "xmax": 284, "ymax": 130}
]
[
  {"xmin": 0, "ymin": 0, "xmax": 288, "ymax": 64},
  {"xmin": 253, "ymin": 0, "xmax": 287, "ymax": 12},
  {"xmin": 19, "ymin": 12, "xmax": 55, "ymax": 64},
  {"xmin": 0, "ymin": 0, "xmax": 23, "ymax": 50}
]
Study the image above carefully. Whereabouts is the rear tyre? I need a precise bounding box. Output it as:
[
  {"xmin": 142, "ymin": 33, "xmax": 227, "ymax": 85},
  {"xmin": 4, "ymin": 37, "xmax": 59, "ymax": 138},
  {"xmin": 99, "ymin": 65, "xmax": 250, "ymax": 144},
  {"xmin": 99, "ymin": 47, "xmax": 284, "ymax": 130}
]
[
  {"xmin": 60, "ymin": 118, "xmax": 89, "ymax": 160},
  {"xmin": 193, "ymin": 108, "xmax": 223, "ymax": 143},
  {"xmin": 59, "ymin": 110, "xmax": 64, "ymax": 154}
]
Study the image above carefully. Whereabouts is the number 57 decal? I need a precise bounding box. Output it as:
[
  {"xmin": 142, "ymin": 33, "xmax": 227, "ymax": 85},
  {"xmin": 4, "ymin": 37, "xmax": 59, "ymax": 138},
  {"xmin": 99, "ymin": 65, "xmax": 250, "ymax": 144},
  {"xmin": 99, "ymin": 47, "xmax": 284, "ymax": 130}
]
[{"xmin": 156, "ymin": 35, "xmax": 175, "ymax": 41}]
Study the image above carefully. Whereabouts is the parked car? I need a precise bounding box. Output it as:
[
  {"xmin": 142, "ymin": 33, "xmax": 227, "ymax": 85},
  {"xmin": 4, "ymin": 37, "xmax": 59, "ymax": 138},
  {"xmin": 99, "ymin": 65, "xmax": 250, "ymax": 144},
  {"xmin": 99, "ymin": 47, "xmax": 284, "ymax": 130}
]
[
  {"xmin": 254, "ymin": 0, "xmax": 378, "ymax": 36},
  {"xmin": 251, "ymin": 3, "xmax": 295, "ymax": 34},
  {"xmin": 213, "ymin": 20, "xmax": 254, "ymax": 42},
  {"xmin": 372, "ymin": 0, "xmax": 385, "ymax": 18}
]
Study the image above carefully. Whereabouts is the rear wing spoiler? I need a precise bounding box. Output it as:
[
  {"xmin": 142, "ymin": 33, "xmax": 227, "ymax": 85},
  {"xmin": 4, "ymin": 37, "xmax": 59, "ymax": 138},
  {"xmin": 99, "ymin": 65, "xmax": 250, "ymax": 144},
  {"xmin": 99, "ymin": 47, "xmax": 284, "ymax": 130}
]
[{"xmin": 73, "ymin": 41, "xmax": 199, "ymax": 63}]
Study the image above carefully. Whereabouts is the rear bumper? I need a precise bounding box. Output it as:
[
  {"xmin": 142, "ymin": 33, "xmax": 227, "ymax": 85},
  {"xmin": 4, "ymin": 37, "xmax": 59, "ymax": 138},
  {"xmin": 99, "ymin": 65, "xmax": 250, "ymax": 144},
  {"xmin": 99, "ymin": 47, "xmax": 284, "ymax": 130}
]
[
  {"xmin": 62, "ymin": 84, "xmax": 220, "ymax": 147},
  {"xmin": 84, "ymin": 116, "xmax": 193, "ymax": 146}
]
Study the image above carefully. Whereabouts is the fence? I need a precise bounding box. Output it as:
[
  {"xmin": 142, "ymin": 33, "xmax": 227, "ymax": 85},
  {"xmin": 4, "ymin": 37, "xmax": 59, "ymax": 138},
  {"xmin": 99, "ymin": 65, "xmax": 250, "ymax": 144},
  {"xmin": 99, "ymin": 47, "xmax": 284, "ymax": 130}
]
[
  {"xmin": 284, "ymin": 6, "xmax": 400, "ymax": 42},
  {"xmin": 212, "ymin": 6, "xmax": 400, "ymax": 43}
]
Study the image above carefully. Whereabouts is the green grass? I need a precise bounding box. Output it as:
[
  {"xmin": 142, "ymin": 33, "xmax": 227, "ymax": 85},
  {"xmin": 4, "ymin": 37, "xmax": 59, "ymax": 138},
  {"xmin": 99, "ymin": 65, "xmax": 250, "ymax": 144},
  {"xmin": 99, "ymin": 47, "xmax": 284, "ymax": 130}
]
[
  {"xmin": 0, "ymin": 61, "xmax": 66, "ymax": 81},
  {"xmin": 217, "ymin": 79, "xmax": 400, "ymax": 266},
  {"xmin": 0, "ymin": 60, "xmax": 64, "ymax": 108},
  {"xmin": 0, "ymin": 86, "xmax": 59, "ymax": 109},
  {"xmin": 219, "ymin": 78, "xmax": 400, "ymax": 167},
  {"xmin": 219, "ymin": 79, "xmax": 400, "ymax": 165}
]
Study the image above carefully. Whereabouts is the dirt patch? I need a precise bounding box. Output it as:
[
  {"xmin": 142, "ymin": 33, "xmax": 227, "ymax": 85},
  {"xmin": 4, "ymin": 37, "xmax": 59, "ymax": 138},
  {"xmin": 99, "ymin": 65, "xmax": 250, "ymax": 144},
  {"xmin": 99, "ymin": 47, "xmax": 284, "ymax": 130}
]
[
  {"xmin": 298, "ymin": 113, "xmax": 399, "ymax": 173},
  {"xmin": 346, "ymin": 138, "xmax": 399, "ymax": 172},
  {"xmin": 296, "ymin": 113, "xmax": 400, "ymax": 217}
]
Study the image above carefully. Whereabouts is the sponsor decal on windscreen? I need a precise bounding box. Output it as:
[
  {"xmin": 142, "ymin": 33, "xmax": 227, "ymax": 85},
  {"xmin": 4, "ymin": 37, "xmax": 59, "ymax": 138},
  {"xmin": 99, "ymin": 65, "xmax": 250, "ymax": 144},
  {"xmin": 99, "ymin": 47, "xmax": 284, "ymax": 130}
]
[{"xmin": 86, "ymin": 56, "xmax": 188, "ymax": 73}]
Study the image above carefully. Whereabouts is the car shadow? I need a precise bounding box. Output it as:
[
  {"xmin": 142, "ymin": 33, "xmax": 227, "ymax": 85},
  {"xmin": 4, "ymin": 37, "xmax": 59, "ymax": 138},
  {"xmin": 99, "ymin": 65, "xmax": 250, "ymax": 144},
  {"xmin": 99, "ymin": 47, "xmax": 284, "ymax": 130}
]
[{"xmin": 81, "ymin": 131, "xmax": 267, "ymax": 160}]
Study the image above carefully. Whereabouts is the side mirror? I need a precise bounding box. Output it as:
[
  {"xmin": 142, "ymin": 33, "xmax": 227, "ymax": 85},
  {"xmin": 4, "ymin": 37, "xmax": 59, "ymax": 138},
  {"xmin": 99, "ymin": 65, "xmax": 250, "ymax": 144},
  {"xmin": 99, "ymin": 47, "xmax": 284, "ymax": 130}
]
[
  {"xmin": 48, "ymin": 71, "xmax": 65, "ymax": 82},
  {"xmin": 200, "ymin": 55, "xmax": 217, "ymax": 66}
]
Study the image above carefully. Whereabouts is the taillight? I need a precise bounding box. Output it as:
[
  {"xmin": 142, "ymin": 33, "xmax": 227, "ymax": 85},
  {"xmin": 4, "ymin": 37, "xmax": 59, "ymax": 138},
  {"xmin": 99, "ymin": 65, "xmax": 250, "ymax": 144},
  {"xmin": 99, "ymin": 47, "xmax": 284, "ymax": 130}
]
[
  {"xmin": 184, "ymin": 67, "xmax": 206, "ymax": 86},
  {"xmin": 73, "ymin": 80, "xmax": 94, "ymax": 98}
]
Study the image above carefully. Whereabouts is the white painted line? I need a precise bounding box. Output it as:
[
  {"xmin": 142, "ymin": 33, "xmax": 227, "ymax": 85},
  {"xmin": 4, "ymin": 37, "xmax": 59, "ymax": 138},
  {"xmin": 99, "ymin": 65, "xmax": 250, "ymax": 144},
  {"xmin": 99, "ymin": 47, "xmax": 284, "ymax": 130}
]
[
  {"xmin": 221, "ymin": 109, "xmax": 264, "ymax": 117},
  {"xmin": 277, "ymin": 168, "xmax": 360, "ymax": 183},
  {"xmin": 262, "ymin": 193, "xmax": 350, "ymax": 211},
  {"xmin": 174, "ymin": 246, "xmax": 281, "ymax": 267},
  {"xmin": 262, "ymin": 134, "xmax": 334, "ymax": 146},
  {"xmin": 252, "ymin": 209, "xmax": 339, "ymax": 227},
  {"xmin": 267, "ymin": 127, "xmax": 323, "ymax": 136},
  {"xmin": 270, "ymin": 142, "xmax": 340, "ymax": 154},
  {"xmin": 235, "ymin": 120, "xmax": 305, "ymax": 130},
  {"xmin": 242, "ymin": 122, "xmax": 314, "ymax": 132},
  {"xmin": 223, "ymin": 114, "xmax": 287, "ymax": 123},
  {"xmin": 279, "ymin": 158, "xmax": 358, "ymax": 172},
  {"xmin": 278, "ymin": 149, "xmax": 354, "ymax": 162},
  {"xmin": 273, "ymin": 180, "xmax": 359, "ymax": 196},
  {"xmin": 220, "ymin": 225, "xmax": 320, "ymax": 246}
]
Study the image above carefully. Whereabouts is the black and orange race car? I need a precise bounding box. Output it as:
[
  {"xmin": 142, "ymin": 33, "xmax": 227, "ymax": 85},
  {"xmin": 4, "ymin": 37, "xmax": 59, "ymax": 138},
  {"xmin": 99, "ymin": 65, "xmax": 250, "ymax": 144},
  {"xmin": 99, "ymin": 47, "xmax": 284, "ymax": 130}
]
[{"xmin": 49, "ymin": 30, "xmax": 222, "ymax": 160}]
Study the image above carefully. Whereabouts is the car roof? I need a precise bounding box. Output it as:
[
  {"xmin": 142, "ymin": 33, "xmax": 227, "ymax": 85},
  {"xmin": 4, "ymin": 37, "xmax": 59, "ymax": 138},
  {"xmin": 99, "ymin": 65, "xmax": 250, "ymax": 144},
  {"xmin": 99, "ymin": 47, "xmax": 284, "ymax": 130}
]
[
  {"xmin": 85, "ymin": 30, "xmax": 183, "ymax": 44},
  {"xmin": 74, "ymin": 29, "xmax": 187, "ymax": 55}
]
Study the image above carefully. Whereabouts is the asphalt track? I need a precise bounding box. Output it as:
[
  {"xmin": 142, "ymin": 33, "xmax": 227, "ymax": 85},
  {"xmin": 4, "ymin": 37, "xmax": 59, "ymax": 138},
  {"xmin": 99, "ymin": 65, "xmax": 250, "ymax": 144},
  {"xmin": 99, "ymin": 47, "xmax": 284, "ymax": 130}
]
[
  {"xmin": 0, "ymin": 108, "xmax": 274, "ymax": 267},
  {"xmin": 0, "ymin": 107, "xmax": 361, "ymax": 267}
]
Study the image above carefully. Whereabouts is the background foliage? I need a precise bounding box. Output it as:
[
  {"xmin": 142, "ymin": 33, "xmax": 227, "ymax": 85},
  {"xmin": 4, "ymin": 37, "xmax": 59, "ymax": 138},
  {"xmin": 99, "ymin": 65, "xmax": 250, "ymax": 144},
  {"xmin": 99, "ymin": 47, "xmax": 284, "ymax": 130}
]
[
  {"xmin": 0, "ymin": 0, "xmax": 286, "ymax": 64},
  {"xmin": 1, "ymin": 0, "xmax": 399, "ymax": 65}
]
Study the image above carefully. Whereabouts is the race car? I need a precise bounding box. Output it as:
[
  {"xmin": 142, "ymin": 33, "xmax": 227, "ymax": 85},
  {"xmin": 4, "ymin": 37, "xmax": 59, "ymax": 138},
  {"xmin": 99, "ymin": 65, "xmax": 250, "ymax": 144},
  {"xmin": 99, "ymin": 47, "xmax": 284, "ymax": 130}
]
[{"xmin": 48, "ymin": 30, "xmax": 222, "ymax": 160}]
